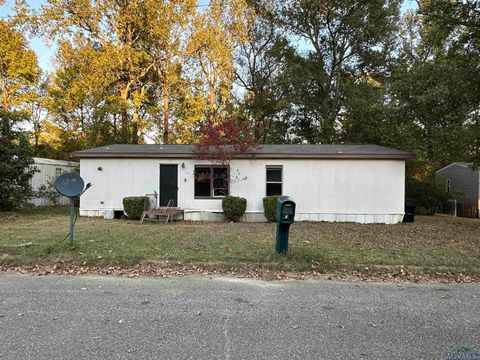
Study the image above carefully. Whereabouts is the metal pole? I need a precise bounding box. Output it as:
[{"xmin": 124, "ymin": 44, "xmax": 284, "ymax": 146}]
[
  {"xmin": 275, "ymin": 223, "xmax": 289, "ymax": 255},
  {"xmin": 69, "ymin": 197, "xmax": 75, "ymax": 243}
]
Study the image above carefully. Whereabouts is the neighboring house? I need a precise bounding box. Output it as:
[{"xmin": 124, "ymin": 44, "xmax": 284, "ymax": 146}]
[
  {"xmin": 29, "ymin": 157, "xmax": 79, "ymax": 206},
  {"xmin": 435, "ymin": 162, "xmax": 479, "ymax": 218},
  {"xmin": 71, "ymin": 144, "xmax": 413, "ymax": 224}
]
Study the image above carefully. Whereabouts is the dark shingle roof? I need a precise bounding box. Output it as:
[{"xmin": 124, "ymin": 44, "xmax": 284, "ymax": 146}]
[{"xmin": 71, "ymin": 144, "xmax": 414, "ymax": 160}]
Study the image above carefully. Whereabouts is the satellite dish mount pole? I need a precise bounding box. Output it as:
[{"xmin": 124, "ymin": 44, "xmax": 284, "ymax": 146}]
[
  {"xmin": 69, "ymin": 197, "xmax": 75, "ymax": 243},
  {"xmin": 54, "ymin": 173, "xmax": 92, "ymax": 244}
]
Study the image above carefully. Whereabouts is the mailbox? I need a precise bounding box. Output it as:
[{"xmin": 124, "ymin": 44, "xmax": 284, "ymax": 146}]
[
  {"xmin": 275, "ymin": 196, "xmax": 296, "ymax": 254},
  {"xmin": 276, "ymin": 196, "xmax": 296, "ymax": 224}
]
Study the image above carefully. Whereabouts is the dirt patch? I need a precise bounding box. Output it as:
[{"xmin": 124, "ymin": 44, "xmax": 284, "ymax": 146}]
[{"xmin": 1, "ymin": 261, "xmax": 478, "ymax": 284}]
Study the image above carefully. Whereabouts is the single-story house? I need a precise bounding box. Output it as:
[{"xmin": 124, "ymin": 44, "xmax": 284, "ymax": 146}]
[
  {"xmin": 71, "ymin": 144, "xmax": 414, "ymax": 224},
  {"xmin": 435, "ymin": 162, "xmax": 479, "ymax": 218},
  {"xmin": 29, "ymin": 157, "xmax": 80, "ymax": 206}
]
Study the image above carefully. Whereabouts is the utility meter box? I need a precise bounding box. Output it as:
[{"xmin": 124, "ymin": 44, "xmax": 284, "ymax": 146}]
[{"xmin": 275, "ymin": 196, "xmax": 296, "ymax": 254}]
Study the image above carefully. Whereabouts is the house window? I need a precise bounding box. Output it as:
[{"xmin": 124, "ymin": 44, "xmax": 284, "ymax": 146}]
[
  {"xmin": 55, "ymin": 168, "xmax": 63, "ymax": 177},
  {"xmin": 266, "ymin": 166, "xmax": 282, "ymax": 196},
  {"xmin": 194, "ymin": 166, "xmax": 229, "ymax": 198},
  {"xmin": 446, "ymin": 179, "xmax": 451, "ymax": 193}
]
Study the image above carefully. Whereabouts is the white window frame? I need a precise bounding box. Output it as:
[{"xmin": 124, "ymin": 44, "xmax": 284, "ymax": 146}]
[{"xmin": 266, "ymin": 165, "xmax": 283, "ymax": 196}]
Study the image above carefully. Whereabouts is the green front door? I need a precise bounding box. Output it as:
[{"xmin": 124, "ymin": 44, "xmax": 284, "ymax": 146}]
[{"xmin": 159, "ymin": 164, "xmax": 178, "ymax": 207}]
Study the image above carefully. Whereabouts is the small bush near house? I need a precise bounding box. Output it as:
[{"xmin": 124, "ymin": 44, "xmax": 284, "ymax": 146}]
[
  {"xmin": 35, "ymin": 180, "xmax": 61, "ymax": 205},
  {"xmin": 222, "ymin": 196, "xmax": 247, "ymax": 222},
  {"xmin": 122, "ymin": 196, "xmax": 145, "ymax": 220},
  {"xmin": 263, "ymin": 196, "xmax": 278, "ymax": 222},
  {"xmin": 405, "ymin": 178, "xmax": 454, "ymax": 215}
]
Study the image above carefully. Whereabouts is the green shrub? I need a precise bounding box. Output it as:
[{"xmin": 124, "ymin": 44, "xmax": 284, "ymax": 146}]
[
  {"xmin": 35, "ymin": 179, "xmax": 61, "ymax": 206},
  {"xmin": 263, "ymin": 196, "xmax": 278, "ymax": 222},
  {"xmin": 222, "ymin": 195, "xmax": 247, "ymax": 222},
  {"xmin": 405, "ymin": 178, "xmax": 455, "ymax": 215},
  {"xmin": 0, "ymin": 111, "xmax": 36, "ymax": 211},
  {"xmin": 122, "ymin": 196, "xmax": 145, "ymax": 220}
]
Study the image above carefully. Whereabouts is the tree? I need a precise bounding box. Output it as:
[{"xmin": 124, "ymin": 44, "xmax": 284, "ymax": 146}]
[
  {"xmin": 385, "ymin": 9, "xmax": 480, "ymax": 176},
  {"xmin": 417, "ymin": 0, "xmax": 480, "ymax": 168},
  {"xmin": 195, "ymin": 115, "xmax": 259, "ymax": 164},
  {"xmin": 418, "ymin": 0, "xmax": 480, "ymax": 53},
  {"xmin": 340, "ymin": 76, "xmax": 389, "ymax": 145},
  {"xmin": 0, "ymin": 19, "xmax": 40, "ymax": 112},
  {"xmin": 20, "ymin": 0, "xmax": 253, "ymax": 146},
  {"xmin": 188, "ymin": 0, "xmax": 253, "ymax": 118},
  {"xmin": 44, "ymin": 39, "xmax": 123, "ymax": 155},
  {"xmin": 194, "ymin": 115, "xmax": 259, "ymax": 193},
  {"xmin": 143, "ymin": 0, "xmax": 197, "ymax": 144},
  {"xmin": 0, "ymin": 111, "xmax": 36, "ymax": 211},
  {"xmin": 235, "ymin": 17, "xmax": 293, "ymax": 143},
  {"xmin": 265, "ymin": 0, "xmax": 401, "ymax": 143},
  {"xmin": 28, "ymin": 77, "xmax": 48, "ymax": 153},
  {"xmin": 25, "ymin": 0, "xmax": 156, "ymax": 144}
]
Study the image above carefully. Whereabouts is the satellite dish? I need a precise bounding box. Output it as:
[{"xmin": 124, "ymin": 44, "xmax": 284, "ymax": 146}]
[
  {"xmin": 53, "ymin": 172, "xmax": 92, "ymax": 243},
  {"xmin": 54, "ymin": 173, "xmax": 85, "ymax": 198}
]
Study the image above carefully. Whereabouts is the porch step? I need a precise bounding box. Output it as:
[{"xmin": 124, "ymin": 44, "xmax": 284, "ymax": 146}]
[{"xmin": 140, "ymin": 207, "xmax": 184, "ymax": 224}]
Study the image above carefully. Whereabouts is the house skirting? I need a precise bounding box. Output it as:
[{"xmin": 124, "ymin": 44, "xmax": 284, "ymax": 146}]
[
  {"xmin": 80, "ymin": 209, "xmax": 404, "ymax": 224},
  {"xmin": 183, "ymin": 211, "xmax": 403, "ymax": 224}
]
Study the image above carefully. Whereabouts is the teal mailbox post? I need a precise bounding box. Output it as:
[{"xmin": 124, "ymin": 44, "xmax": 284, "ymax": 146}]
[{"xmin": 275, "ymin": 195, "xmax": 296, "ymax": 254}]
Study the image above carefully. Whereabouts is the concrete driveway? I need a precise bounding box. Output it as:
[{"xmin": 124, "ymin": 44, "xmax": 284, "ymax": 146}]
[{"xmin": 0, "ymin": 274, "xmax": 479, "ymax": 360}]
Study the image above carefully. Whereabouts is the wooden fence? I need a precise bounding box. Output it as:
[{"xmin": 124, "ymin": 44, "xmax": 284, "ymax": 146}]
[{"xmin": 443, "ymin": 200, "xmax": 479, "ymax": 219}]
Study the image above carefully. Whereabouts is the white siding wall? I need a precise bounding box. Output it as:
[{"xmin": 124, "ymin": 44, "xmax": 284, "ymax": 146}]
[
  {"xmin": 29, "ymin": 163, "xmax": 79, "ymax": 206},
  {"xmin": 79, "ymin": 158, "xmax": 405, "ymax": 224}
]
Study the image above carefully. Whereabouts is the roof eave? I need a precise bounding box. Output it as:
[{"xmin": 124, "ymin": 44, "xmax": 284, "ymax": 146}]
[{"xmin": 70, "ymin": 152, "xmax": 414, "ymax": 160}]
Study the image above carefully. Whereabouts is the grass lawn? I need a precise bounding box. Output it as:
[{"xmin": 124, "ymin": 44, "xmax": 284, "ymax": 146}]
[{"xmin": 1, "ymin": 207, "xmax": 479, "ymax": 279}]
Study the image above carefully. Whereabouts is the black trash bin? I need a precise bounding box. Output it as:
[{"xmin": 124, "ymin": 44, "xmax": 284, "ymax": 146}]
[{"xmin": 403, "ymin": 198, "xmax": 416, "ymax": 223}]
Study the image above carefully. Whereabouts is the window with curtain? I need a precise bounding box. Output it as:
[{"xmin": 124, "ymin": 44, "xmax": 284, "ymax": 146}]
[{"xmin": 194, "ymin": 166, "xmax": 229, "ymax": 198}]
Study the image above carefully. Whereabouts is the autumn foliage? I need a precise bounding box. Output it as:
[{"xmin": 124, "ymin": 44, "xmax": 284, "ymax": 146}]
[{"xmin": 194, "ymin": 116, "xmax": 259, "ymax": 164}]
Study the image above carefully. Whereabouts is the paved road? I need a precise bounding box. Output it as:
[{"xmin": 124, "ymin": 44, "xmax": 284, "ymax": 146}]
[{"xmin": 0, "ymin": 274, "xmax": 479, "ymax": 360}]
